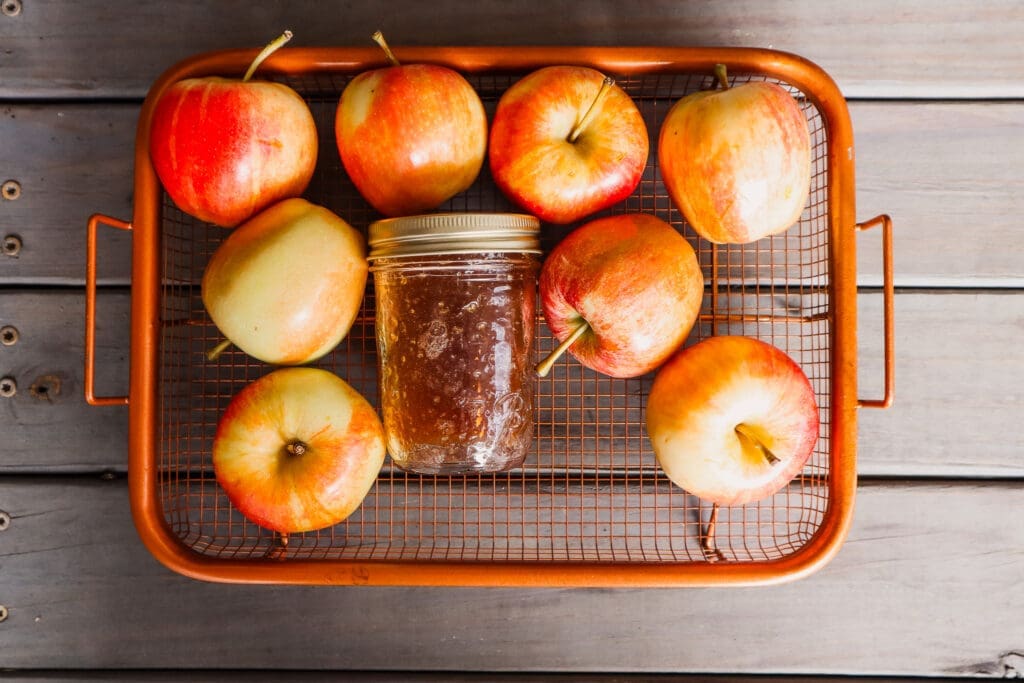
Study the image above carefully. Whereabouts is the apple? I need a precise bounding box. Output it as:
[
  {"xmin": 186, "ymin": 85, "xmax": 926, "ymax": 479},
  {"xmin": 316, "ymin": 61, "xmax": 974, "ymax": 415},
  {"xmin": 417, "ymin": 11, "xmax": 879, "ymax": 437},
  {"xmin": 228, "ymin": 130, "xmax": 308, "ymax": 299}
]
[
  {"xmin": 334, "ymin": 32, "xmax": 487, "ymax": 217},
  {"xmin": 149, "ymin": 31, "xmax": 318, "ymax": 228},
  {"xmin": 536, "ymin": 213, "xmax": 704, "ymax": 379},
  {"xmin": 213, "ymin": 367, "xmax": 385, "ymax": 533},
  {"xmin": 658, "ymin": 64, "xmax": 811, "ymax": 244},
  {"xmin": 202, "ymin": 197, "xmax": 368, "ymax": 365},
  {"xmin": 489, "ymin": 65, "xmax": 649, "ymax": 225},
  {"xmin": 646, "ymin": 335, "xmax": 819, "ymax": 506}
]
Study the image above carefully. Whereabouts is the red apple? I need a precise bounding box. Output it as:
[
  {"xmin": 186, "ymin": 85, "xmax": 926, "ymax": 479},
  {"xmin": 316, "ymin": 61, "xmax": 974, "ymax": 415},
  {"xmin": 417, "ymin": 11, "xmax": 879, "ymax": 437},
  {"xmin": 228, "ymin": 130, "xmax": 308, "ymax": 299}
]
[
  {"xmin": 201, "ymin": 198, "xmax": 368, "ymax": 365},
  {"xmin": 646, "ymin": 335, "xmax": 820, "ymax": 506},
  {"xmin": 149, "ymin": 31, "xmax": 318, "ymax": 228},
  {"xmin": 213, "ymin": 367, "xmax": 385, "ymax": 533},
  {"xmin": 489, "ymin": 66, "xmax": 649, "ymax": 225},
  {"xmin": 658, "ymin": 64, "xmax": 811, "ymax": 244},
  {"xmin": 536, "ymin": 213, "xmax": 704, "ymax": 379},
  {"xmin": 334, "ymin": 32, "xmax": 487, "ymax": 217}
]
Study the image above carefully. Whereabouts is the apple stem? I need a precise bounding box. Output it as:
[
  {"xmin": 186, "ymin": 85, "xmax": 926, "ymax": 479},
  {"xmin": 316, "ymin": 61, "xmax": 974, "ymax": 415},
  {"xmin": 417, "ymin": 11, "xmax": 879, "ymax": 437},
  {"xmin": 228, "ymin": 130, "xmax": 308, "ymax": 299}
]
[
  {"xmin": 285, "ymin": 440, "xmax": 307, "ymax": 457},
  {"xmin": 568, "ymin": 76, "xmax": 615, "ymax": 143},
  {"xmin": 205, "ymin": 338, "xmax": 233, "ymax": 362},
  {"xmin": 700, "ymin": 503, "xmax": 725, "ymax": 562},
  {"xmin": 713, "ymin": 63, "xmax": 730, "ymax": 91},
  {"xmin": 242, "ymin": 30, "xmax": 293, "ymax": 82},
  {"xmin": 371, "ymin": 30, "xmax": 401, "ymax": 66},
  {"xmin": 536, "ymin": 320, "xmax": 590, "ymax": 378},
  {"xmin": 735, "ymin": 423, "xmax": 781, "ymax": 466}
]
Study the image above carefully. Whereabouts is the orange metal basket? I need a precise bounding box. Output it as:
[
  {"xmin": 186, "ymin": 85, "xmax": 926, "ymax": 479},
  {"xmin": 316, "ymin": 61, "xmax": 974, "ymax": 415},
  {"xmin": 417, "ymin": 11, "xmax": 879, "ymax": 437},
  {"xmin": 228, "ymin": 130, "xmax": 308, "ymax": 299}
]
[{"xmin": 86, "ymin": 45, "xmax": 894, "ymax": 586}]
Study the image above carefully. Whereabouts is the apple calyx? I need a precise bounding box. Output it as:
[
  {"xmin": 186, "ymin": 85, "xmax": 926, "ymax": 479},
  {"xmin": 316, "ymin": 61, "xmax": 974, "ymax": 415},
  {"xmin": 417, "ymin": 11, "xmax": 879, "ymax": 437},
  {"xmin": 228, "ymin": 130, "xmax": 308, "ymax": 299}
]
[
  {"xmin": 242, "ymin": 30, "xmax": 294, "ymax": 83},
  {"xmin": 371, "ymin": 30, "xmax": 401, "ymax": 66},
  {"xmin": 734, "ymin": 423, "xmax": 781, "ymax": 466},
  {"xmin": 284, "ymin": 440, "xmax": 308, "ymax": 457},
  {"xmin": 536, "ymin": 319, "xmax": 591, "ymax": 378},
  {"xmin": 713, "ymin": 63, "xmax": 730, "ymax": 91},
  {"xmin": 568, "ymin": 76, "xmax": 615, "ymax": 143}
]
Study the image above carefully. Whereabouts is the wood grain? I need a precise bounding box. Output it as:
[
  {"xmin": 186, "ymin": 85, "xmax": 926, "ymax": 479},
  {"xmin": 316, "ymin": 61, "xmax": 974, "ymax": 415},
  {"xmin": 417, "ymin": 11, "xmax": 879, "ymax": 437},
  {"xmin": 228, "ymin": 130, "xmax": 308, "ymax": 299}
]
[
  {"xmin": 0, "ymin": 290, "xmax": 128, "ymax": 472},
  {"xmin": 0, "ymin": 104, "xmax": 134, "ymax": 286},
  {"xmin": 2, "ymin": 102, "xmax": 1022, "ymax": 287},
  {"xmin": 0, "ymin": 288, "xmax": 1019, "ymax": 479},
  {"xmin": 852, "ymin": 102, "xmax": 1024, "ymax": 287},
  {"xmin": 0, "ymin": 477, "xmax": 1020, "ymax": 675},
  {"xmin": 1, "ymin": 1, "xmax": 1022, "ymax": 99}
]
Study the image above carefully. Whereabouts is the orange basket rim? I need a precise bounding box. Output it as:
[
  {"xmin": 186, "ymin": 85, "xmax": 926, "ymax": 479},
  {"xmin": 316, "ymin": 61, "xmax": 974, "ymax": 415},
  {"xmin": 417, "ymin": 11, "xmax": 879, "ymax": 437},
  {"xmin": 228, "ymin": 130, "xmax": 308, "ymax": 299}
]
[{"xmin": 124, "ymin": 45, "xmax": 858, "ymax": 587}]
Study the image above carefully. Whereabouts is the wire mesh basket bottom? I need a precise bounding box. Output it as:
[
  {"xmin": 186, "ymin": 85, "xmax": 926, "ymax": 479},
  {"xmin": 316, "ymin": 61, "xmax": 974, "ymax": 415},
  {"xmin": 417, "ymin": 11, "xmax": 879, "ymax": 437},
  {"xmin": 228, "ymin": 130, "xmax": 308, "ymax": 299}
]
[{"xmin": 156, "ymin": 68, "xmax": 832, "ymax": 565}]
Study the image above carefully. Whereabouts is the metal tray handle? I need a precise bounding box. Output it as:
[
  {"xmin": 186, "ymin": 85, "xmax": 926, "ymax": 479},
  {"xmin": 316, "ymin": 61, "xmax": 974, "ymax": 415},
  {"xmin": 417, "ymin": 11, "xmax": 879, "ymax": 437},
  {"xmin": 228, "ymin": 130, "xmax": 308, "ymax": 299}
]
[
  {"xmin": 85, "ymin": 213, "xmax": 132, "ymax": 406},
  {"xmin": 856, "ymin": 214, "xmax": 894, "ymax": 409}
]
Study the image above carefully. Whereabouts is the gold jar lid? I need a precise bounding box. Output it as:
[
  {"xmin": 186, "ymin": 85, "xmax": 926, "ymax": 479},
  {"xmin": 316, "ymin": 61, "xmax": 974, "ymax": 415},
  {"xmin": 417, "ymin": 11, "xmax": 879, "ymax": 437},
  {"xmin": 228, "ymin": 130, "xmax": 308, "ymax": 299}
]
[{"xmin": 368, "ymin": 213, "xmax": 541, "ymax": 259}]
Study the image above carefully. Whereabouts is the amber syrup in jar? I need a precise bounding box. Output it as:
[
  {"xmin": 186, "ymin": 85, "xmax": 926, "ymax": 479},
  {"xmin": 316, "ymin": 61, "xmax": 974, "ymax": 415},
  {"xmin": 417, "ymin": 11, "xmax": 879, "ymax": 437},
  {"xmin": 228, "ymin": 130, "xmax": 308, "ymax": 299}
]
[{"xmin": 368, "ymin": 214, "xmax": 541, "ymax": 475}]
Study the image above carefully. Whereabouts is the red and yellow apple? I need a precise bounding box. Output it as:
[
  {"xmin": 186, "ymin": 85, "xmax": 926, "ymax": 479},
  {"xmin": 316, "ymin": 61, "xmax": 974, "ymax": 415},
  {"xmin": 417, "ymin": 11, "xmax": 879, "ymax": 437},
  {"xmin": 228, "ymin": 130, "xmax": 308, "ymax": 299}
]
[
  {"xmin": 536, "ymin": 213, "xmax": 704, "ymax": 379},
  {"xmin": 213, "ymin": 367, "xmax": 385, "ymax": 533},
  {"xmin": 646, "ymin": 335, "xmax": 819, "ymax": 506},
  {"xmin": 658, "ymin": 64, "xmax": 811, "ymax": 244},
  {"xmin": 335, "ymin": 32, "xmax": 487, "ymax": 217},
  {"xmin": 488, "ymin": 65, "xmax": 649, "ymax": 225},
  {"xmin": 201, "ymin": 198, "xmax": 368, "ymax": 365},
  {"xmin": 149, "ymin": 31, "xmax": 318, "ymax": 228}
]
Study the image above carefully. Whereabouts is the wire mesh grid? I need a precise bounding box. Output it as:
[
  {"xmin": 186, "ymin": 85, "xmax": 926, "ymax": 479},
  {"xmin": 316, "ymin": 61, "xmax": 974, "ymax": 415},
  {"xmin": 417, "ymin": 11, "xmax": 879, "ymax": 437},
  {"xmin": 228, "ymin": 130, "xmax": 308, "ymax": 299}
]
[{"xmin": 157, "ymin": 67, "xmax": 831, "ymax": 565}]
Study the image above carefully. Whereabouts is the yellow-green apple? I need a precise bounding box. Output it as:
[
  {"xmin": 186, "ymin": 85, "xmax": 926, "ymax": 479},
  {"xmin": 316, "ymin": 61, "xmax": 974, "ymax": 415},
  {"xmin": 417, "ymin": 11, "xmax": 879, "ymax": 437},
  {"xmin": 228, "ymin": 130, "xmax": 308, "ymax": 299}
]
[
  {"xmin": 334, "ymin": 32, "xmax": 486, "ymax": 217},
  {"xmin": 201, "ymin": 198, "xmax": 367, "ymax": 365},
  {"xmin": 489, "ymin": 66, "xmax": 649, "ymax": 224},
  {"xmin": 213, "ymin": 367, "xmax": 385, "ymax": 533},
  {"xmin": 646, "ymin": 335, "xmax": 819, "ymax": 506},
  {"xmin": 536, "ymin": 213, "xmax": 703, "ymax": 379},
  {"xmin": 658, "ymin": 64, "xmax": 811, "ymax": 244},
  {"xmin": 149, "ymin": 31, "xmax": 318, "ymax": 228}
]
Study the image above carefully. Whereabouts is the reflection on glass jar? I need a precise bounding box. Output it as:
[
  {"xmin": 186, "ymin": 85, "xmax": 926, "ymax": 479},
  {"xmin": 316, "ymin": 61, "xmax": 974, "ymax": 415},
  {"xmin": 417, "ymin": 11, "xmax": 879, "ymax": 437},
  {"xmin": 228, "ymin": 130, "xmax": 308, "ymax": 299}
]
[{"xmin": 368, "ymin": 214, "xmax": 540, "ymax": 475}]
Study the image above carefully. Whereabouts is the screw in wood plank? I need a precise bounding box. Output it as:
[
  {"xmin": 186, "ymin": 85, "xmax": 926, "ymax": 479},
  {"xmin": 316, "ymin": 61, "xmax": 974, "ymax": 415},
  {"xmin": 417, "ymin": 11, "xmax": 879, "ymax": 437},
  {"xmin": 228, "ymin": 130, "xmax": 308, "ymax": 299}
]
[
  {"xmin": 1, "ymin": 0, "xmax": 21, "ymax": 17},
  {"xmin": 0, "ymin": 326, "xmax": 17, "ymax": 346},
  {"xmin": 2, "ymin": 235, "xmax": 22, "ymax": 257},
  {"xmin": 0, "ymin": 377, "xmax": 16, "ymax": 397},
  {"xmin": 1, "ymin": 180, "xmax": 20, "ymax": 200},
  {"xmin": 0, "ymin": 511, "xmax": 9, "ymax": 531}
]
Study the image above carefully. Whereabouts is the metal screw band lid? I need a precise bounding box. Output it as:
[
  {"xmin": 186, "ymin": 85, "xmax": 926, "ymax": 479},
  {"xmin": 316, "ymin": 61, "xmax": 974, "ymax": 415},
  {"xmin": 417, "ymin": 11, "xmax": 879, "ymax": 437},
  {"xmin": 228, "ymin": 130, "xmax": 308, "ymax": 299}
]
[{"xmin": 368, "ymin": 213, "xmax": 541, "ymax": 259}]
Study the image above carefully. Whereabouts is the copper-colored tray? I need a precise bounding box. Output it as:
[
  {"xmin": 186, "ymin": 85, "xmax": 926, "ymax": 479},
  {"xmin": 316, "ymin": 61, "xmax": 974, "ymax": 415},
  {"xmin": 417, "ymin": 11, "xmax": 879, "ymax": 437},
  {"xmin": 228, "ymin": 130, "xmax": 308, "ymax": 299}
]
[{"xmin": 86, "ymin": 45, "xmax": 894, "ymax": 586}]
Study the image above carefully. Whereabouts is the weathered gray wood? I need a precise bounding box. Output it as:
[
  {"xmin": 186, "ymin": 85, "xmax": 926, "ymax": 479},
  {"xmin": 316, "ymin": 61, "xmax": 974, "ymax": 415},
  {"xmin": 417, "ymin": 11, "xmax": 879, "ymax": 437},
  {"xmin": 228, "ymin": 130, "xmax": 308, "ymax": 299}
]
[
  {"xmin": 0, "ymin": 104, "xmax": 135, "ymax": 286},
  {"xmin": 1, "ymin": 288, "xmax": 1020, "ymax": 478},
  {"xmin": 3, "ymin": 101, "xmax": 1022, "ymax": 287},
  {"xmin": 856, "ymin": 290, "xmax": 1024, "ymax": 477},
  {"xmin": 853, "ymin": 102, "xmax": 1024, "ymax": 287},
  {"xmin": 0, "ymin": 477, "xmax": 1020, "ymax": 675},
  {"xmin": 1, "ymin": 1, "xmax": 1022, "ymax": 99},
  {"xmin": 0, "ymin": 289, "xmax": 128, "ymax": 472}
]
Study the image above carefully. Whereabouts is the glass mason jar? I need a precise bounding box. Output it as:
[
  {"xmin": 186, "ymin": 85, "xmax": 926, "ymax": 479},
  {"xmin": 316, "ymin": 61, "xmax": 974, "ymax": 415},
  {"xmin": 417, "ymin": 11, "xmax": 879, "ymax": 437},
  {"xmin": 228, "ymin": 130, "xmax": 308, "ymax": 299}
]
[{"xmin": 367, "ymin": 214, "xmax": 541, "ymax": 475}]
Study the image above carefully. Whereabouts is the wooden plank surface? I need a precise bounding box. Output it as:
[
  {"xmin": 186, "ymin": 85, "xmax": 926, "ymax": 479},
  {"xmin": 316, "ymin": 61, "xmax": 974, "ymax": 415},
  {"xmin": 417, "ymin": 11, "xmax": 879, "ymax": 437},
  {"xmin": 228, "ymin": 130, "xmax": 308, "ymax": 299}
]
[
  {"xmin": 0, "ymin": 290, "xmax": 128, "ymax": 473},
  {"xmin": 3, "ymin": 102, "xmax": 1022, "ymax": 287},
  {"xmin": 1, "ymin": 288, "xmax": 1019, "ymax": 479},
  {"xmin": 1, "ymin": 1, "xmax": 1022, "ymax": 99},
  {"xmin": 0, "ymin": 477, "xmax": 1020, "ymax": 676}
]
